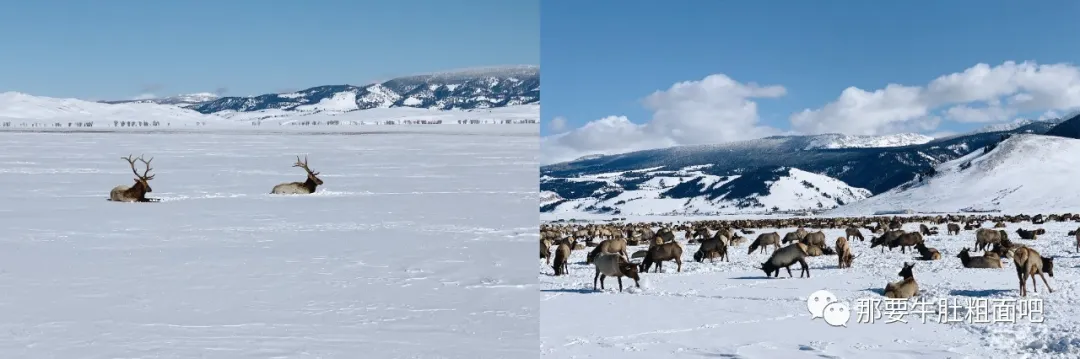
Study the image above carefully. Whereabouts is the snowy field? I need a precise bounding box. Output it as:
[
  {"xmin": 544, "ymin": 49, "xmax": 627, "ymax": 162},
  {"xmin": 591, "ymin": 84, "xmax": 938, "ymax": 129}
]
[
  {"xmin": 540, "ymin": 219, "xmax": 1080, "ymax": 358},
  {"xmin": 0, "ymin": 131, "xmax": 538, "ymax": 358}
]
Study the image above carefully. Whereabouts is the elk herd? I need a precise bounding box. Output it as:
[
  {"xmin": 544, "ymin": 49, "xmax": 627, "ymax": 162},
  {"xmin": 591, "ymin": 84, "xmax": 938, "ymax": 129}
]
[
  {"xmin": 106, "ymin": 154, "xmax": 327, "ymax": 202},
  {"xmin": 541, "ymin": 213, "xmax": 1080, "ymax": 298}
]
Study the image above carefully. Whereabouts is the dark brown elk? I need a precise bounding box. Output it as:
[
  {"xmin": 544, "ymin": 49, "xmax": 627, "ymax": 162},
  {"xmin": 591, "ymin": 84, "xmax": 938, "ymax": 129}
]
[
  {"xmin": 888, "ymin": 232, "xmax": 924, "ymax": 254},
  {"xmin": 914, "ymin": 242, "xmax": 941, "ymax": 260},
  {"xmin": 695, "ymin": 236, "xmax": 728, "ymax": 262},
  {"xmin": 109, "ymin": 154, "xmax": 158, "ymax": 202},
  {"xmin": 1015, "ymin": 228, "xmax": 1044, "ymax": 240},
  {"xmin": 947, "ymin": 223, "xmax": 961, "ymax": 235},
  {"xmin": 270, "ymin": 155, "xmax": 324, "ymax": 194}
]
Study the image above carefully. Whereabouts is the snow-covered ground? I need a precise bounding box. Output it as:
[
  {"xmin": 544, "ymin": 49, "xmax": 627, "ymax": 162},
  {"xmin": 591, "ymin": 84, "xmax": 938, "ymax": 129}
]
[
  {"xmin": 829, "ymin": 134, "xmax": 1080, "ymax": 216},
  {"xmin": 540, "ymin": 219, "xmax": 1080, "ymax": 358},
  {"xmin": 0, "ymin": 130, "xmax": 537, "ymax": 358},
  {"xmin": 0, "ymin": 91, "xmax": 540, "ymax": 129}
]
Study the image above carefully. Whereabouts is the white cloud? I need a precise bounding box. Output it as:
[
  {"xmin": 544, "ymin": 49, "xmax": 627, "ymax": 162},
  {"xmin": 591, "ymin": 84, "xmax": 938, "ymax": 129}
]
[
  {"xmin": 542, "ymin": 61, "xmax": 1080, "ymax": 165},
  {"xmin": 132, "ymin": 93, "xmax": 157, "ymax": 100},
  {"xmin": 796, "ymin": 61, "xmax": 1080, "ymax": 135},
  {"xmin": 549, "ymin": 116, "xmax": 567, "ymax": 132},
  {"xmin": 540, "ymin": 74, "xmax": 785, "ymax": 164}
]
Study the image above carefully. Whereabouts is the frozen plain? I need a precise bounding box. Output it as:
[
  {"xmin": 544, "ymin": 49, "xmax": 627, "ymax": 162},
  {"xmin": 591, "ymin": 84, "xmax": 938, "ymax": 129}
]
[
  {"xmin": 540, "ymin": 217, "xmax": 1080, "ymax": 358},
  {"xmin": 0, "ymin": 128, "xmax": 538, "ymax": 358}
]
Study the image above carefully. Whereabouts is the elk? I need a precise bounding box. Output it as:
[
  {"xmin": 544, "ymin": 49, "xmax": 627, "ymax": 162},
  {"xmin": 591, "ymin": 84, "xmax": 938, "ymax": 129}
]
[
  {"xmin": 1012, "ymin": 246, "xmax": 1054, "ymax": 297},
  {"xmin": 109, "ymin": 154, "xmax": 158, "ymax": 202},
  {"xmin": 883, "ymin": 262, "xmax": 919, "ymax": 299},
  {"xmin": 270, "ymin": 155, "xmax": 324, "ymax": 194}
]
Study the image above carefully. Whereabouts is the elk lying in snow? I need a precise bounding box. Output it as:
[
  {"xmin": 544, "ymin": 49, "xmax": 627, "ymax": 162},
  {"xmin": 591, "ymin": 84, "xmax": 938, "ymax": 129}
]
[
  {"xmin": 748, "ymin": 232, "xmax": 781, "ymax": 255},
  {"xmin": 109, "ymin": 154, "xmax": 158, "ymax": 202},
  {"xmin": 592, "ymin": 252, "xmax": 641, "ymax": 292},
  {"xmin": 695, "ymin": 236, "xmax": 729, "ymax": 262},
  {"xmin": 552, "ymin": 242, "xmax": 571, "ymax": 276},
  {"xmin": 974, "ymin": 228, "xmax": 1008, "ymax": 251},
  {"xmin": 586, "ymin": 238, "xmax": 630, "ymax": 264},
  {"xmin": 756, "ymin": 243, "xmax": 810, "ymax": 278},
  {"xmin": 947, "ymin": 223, "xmax": 961, "ymax": 235},
  {"xmin": 845, "ymin": 227, "xmax": 865, "ymax": 242},
  {"xmin": 919, "ymin": 224, "xmax": 932, "ymax": 236},
  {"xmin": 1012, "ymin": 246, "xmax": 1054, "ymax": 297},
  {"xmin": 1015, "ymin": 228, "xmax": 1045, "ymax": 240},
  {"xmin": 956, "ymin": 247, "xmax": 1003, "ymax": 269},
  {"xmin": 728, "ymin": 234, "xmax": 748, "ymax": 247},
  {"xmin": 640, "ymin": 241, "xmax": 683, "ymax": 273},
  {"xmin": 883, "ymin": 262, "xmax": 919, "ymax": 299},
  {"xmin": 270, "ymin": 155, "xmax": 324, "ymax": 194},
  {"xmin": 630, "ymin": 250, "xmax": 648, "ymax": 260},
  {"xmin": 835, "ymin": 237, "xmax": 854, "ymax": 268},
  {"xmin": 914, "ymin": 242, "xmax": 941, "ymax": 260}
]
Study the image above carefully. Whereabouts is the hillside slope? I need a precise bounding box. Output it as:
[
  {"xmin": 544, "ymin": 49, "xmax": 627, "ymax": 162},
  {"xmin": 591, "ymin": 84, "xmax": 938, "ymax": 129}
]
[
  {"xmin": 829, "ymin": 134, "xmax": 1080, "ymax": 215},
  {"xmin": 542, "ymin": 165, "xmax": 871, "ymax": 215}
]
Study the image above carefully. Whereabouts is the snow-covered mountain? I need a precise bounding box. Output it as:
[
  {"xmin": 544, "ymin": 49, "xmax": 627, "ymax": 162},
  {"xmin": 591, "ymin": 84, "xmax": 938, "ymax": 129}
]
[
  {"xmin": 803, "ymin": 133, "xmax": 934, "ymax": 150},
  {"xmin": 100, "ymin": 93, "xmax": 221, "ymax": 108},
  {"xmin": 828, "ymin": 133, "xmax": 1080, "ymax": 215},
  {"xmin": 183, "ymin": 66, "xmax": 538, "ymax": 119},
  {"xmin": 541, "ymin": 165, "xmax": 871, "ymax": 215},
  {"xmin": 0, "ymin": 91, "xmax": 211, "ymax": 125},
  {"xmin": 541, "ymin": 117, "xmax": 1076, "ymax": 216}
]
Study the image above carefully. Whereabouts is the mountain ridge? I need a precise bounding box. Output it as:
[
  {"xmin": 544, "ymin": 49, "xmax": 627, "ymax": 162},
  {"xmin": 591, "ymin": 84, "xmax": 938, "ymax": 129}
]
[{"xmin": 541, "ymin": 117, "xmax": 1067, "ymax": 216}]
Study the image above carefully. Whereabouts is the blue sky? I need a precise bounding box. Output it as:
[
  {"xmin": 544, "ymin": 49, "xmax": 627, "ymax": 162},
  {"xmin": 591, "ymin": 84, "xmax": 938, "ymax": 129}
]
[
  {"xmin": 0, "ymin": 0, "xmax": 538, "ymax": 100},
  {"xmin": 540, "ymin": 0, "xmax": 1080, "ymax": 148}
]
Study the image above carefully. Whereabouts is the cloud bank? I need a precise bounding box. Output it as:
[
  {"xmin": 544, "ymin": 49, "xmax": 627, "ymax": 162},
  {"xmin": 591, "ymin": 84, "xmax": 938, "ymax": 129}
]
[{"xmin": 541, "ymin": 61, "xmax": 1080, "ymax": 165}]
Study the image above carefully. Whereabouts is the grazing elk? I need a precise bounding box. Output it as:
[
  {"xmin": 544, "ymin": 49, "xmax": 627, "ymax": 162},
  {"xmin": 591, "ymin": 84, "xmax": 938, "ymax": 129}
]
[
  {"xmin": 883, "ymin": 262, "xmax": 919, "ymax": 299},
  {"xmin": 270, "ymin": 155, "xmax": 324, "ymax": 194},
  {"xmin": 592, "ymin": 252, "xmax": 641, "ymax": 292},
  {"xmin": 1012, "ymin": 246, "xmax": 1054, "ymax": 297},
  {"xmin": 552, "ymin": 242, "xmax": 571, "ymax": 276},
  {"xmin": 947, "ymin": 223, "xmax": 961, "ymax": 235},
  {"xmin": 756, "ymin": 243, "xmax": 811, "ymax": 278},
  {"xmin": 109, "ymin": 154, "xmax": 158, "ymax": 202},
  {"xmin": 845, "ymin": 227, "xmax": 865, "ymax": 242},
  {"xmin": 694, "ymin": 236, "xmax": 729, "ymax": 263}
]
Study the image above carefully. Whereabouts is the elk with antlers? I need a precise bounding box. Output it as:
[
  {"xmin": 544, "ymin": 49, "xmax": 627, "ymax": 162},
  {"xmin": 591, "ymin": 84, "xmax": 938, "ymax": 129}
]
[
  {"xmin": 271, "ymin": 155, "xmax": 324, "ymax": 194},
  {"xmin": 109, "ymin": 154, "xmax": 158, "ymax": 202}
]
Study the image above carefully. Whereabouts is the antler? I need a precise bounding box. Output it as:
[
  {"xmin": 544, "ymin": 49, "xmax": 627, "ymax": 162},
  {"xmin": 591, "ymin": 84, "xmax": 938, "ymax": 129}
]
[
  {"xmin": 121, "ymin": 154, "xmax": 154, "ymax": 180},
  {"xmin": 292, "ymin": 155, "xmax": 318, "ymax": 175}
]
